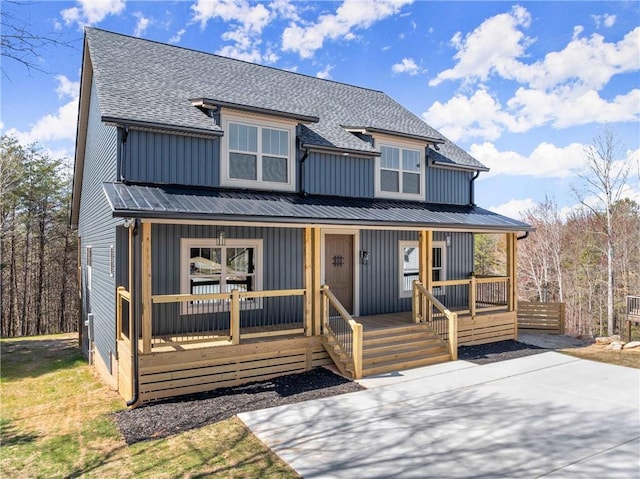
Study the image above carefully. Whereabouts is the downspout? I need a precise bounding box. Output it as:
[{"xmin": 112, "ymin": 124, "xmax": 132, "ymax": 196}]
[
  {"xmin": 126, "ymin": 218, "xmax": 140, "ymax": 407},
  {"xmin": 299, "ymin": 144, "xmax": 310, "ymax": 196},
  {"xmin": 119, "ymin": 125, "xmax": 129, "ymax": 182},
  {"xmin": 469, "ymin": 170, "xmax": 480, "ymax": 206},
  {"xmin": 517, "ymin": 231, "xmax": 529, "ymax": 241}
]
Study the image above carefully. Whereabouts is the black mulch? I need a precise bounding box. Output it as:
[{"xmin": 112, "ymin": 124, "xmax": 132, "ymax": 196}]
[
  {"xmin": 458, "ymin": 339, "xmax": 546, "ymax": 364},
  {"xmin": 114, "ymin": 341, "xmax": 547, "ymax": 444},
  {"xmin": 113, "ymin": 367, "xmax": 364, "ymax": 444}
]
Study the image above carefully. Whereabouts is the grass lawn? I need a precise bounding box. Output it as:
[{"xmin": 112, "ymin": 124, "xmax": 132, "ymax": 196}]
[
  {"xmin": 561, "ymin": 343, "xmax": 640, "ymax": 369},
  {"xmin": 0, "ymin": 334, "xmax": 299, "ymax": 479}
]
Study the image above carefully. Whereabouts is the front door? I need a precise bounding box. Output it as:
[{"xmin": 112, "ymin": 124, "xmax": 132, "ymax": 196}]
[{"xmin": 324, "ymin": 234, "xmax": 354, "ymax": 313}]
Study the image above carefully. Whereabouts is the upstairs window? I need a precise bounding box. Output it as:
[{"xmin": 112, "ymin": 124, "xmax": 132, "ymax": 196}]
[
  {"xmin": 221, "ymin": 114, "xmax": 296, "ymax": 191},
  {"xmin": 376, "ymin": 143, "xmax": 423, "ymax": 200}
]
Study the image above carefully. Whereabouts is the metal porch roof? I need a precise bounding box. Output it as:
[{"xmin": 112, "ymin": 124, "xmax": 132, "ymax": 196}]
[{"xmin": 103, "ymin": 182, "xmax": 533, "ymax": 232}]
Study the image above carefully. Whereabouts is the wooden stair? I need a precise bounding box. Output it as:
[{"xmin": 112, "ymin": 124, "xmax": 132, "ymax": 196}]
[{"xmin": 322, "ymin": 323, "xmax": 451, "ymax": 379}]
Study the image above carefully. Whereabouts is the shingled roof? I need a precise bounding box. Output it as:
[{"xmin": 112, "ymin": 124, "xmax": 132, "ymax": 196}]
[{"xmin": 84, "ymin": 28, "xmax": 481, "ymax": 161}]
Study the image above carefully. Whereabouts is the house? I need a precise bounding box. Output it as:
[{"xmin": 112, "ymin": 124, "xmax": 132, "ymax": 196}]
[{"xmin": 71, "ymin": 28, "xmax": 532, "ymax": 405}]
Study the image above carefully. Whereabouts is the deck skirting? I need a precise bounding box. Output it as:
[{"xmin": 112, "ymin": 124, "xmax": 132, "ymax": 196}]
[{"xmin": 131, "ymin": 336, "xmax": 330, "ymax": 403}]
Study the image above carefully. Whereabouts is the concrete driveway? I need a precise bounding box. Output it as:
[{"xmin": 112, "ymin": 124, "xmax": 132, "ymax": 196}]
[{"xmin": 239, "ymin": 352, "xmax": 640, "ymax": 478}]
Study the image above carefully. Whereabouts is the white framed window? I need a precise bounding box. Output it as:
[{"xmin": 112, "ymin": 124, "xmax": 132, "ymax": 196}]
[
  {"xmin": 399, "ymin": 241, "xmax": 446, "ymax": 298},
  {"xmin": 220, "ymin": 113, "xmax": 296, "ymax": 191},
  {"xmin": 180, "ymin": 238, "xmax": 263, "ymax": 314},
  {"xmin": 376, "ymin": 142, "xmax": 424, "ymax": 200}
]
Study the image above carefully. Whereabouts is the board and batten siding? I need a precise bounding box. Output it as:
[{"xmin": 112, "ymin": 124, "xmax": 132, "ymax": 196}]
[
  {"xmin": 359, "ymin": 230, "xmax": 473, "ymax": 316},
  {"xmin": 121, "ymin": 129, "xmax": 219, "ymax": 186},
  {"xmin": 303, "ymin": 152, "xmax": 374, "ymax": 197},
  {"xmin": 426, "ymin": 167, "xmax": 473, "ymax": 205},
  {"xmin": 77, "ymin": 78, "xmax": 119, "ymax": 373},
  {"xmin": 150, "ymin": 224, "xmax": 304, "ymax": 334}
]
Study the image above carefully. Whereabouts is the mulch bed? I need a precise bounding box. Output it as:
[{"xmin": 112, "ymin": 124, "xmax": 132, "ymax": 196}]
[
  {"xmin": 113, "ymin": 367, "xmax": 364, "ymax": 444},
  {"xmin": 114, "ymin": 340, "xmax": 547, "ymax": 444},
  {"xmin": 458, "ymin": 339, "xmax": 546, "ymax": 364}
]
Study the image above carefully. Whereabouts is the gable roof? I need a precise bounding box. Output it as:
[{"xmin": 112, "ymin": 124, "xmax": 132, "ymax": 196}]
[
  {"xmin": 102, "ymin": 182, "xmax": 533, "ymax": 233},
  {"xmin": 84, "ymin": 27, "xmax": 449, "ymax": 155}
]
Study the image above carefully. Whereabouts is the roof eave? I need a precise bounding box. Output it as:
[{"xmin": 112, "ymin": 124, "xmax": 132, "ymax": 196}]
[
  {"xmin": 70, "ymin": 33, "xmax": 93, "ymax": 229},
  {"xmin": 101, "ymin": 117, "xmax": 224, "ymax": 138},
  {"xmin": 300, "ymin": 143, "xmax": 380, "ymax": 157},
  {"xmin": 109, "ymin": 208, "xmax": 533, "ymax": 232},
  {"xmin": 191, "ymin": 98, "xmax": 320, "ymax": 124},
  {"xmin": 343, "ymin": 126, "xmax": 445, "ymax": 145},
  {"xmin": 430, "ymin": 160, "xmax": 490, "ymax": 173}
]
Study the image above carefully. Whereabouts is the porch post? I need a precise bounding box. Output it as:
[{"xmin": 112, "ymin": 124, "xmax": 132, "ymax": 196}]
[
  {"xmin": 304, "ymin": 227, "xmax": 313, "ymax": 336},
  {"xmin": 312, "ymin": 227, "xmax": 322, "ymax": 336},
  {"xmin": 419, "ymin": 230, "xmax": 433, "ymax": 321},
  {"xmin": 507, "ymin": 232, "xmax": 517, "ymax": 312},
  {"xmin": 141, "ymin": 221, "xmax": 152, "ymax": 354}
]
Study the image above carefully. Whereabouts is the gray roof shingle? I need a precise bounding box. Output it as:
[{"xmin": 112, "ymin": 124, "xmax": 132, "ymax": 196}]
[
  {"xmin": 103, "ymin": 182, "xmax": 532, "ymax": 232},
  {"xmin": 87, "ymin": 28, "xmax": 484, "ymax": 163}
]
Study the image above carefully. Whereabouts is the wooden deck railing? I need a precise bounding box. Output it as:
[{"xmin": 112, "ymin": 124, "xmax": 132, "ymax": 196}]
[
  {"xmin": 117, "ymin": 288, "xmax": 310, "ymax": 352},
  {"xmin": 320, "ymin": 285, "xmax": 363, "ymax": 379},
  {"xmin": 626, "ymin": 295, "xmax": 640, "ymax": 342},
  {"xmin": 413, "ymin": 281, "xmax": 458, "ymax": 360},
  {"xmin": 432, "ymin": 276, "xmax": 510, "ymax": 316},
  {"xmin": 116, "ymin": 286, "xmax": 131, "ymax": 343}
]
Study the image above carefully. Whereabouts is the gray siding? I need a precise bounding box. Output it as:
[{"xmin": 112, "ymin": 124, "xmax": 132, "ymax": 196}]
[
  {"xmin": 77, "ymin": 78, "xmax": 118, "ymax": 372},
  {"xmin": 122, "ymin": 129, "xmax": 219, "ymax": 186},
  {"xmin": 359, "ymin": 230, "xmax": 473, "ymax": 316},
  {"xmin": 150, "ymin": 224, "xmax": 303, "ymax": 334},
  {"xmin": 426, "ymin": 167, "xmax": 473, "ymax": 205},
  {"xmin": 304, "ymin": 152, "xmax": 374, "ymax": 197}
]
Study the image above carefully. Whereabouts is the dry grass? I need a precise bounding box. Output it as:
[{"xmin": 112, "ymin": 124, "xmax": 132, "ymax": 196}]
[
  {"xmin": 561, "ymin": 343, "xmax": 640, "ymax": 369},
  {"xmin": 0, "ymin": 334, "xmax": 299, "ymax": 479}
]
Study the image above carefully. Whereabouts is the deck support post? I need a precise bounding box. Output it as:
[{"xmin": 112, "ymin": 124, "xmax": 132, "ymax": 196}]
[
  {"xmin": 419, "ymin": 230, "xmax": 433, "ymax": 322},
  {"xmin": 304, "ymin": 227, "xmax": 313, "ymax": 336},
  {"xmin": 469, "ymin": 274, "xmax": 477, "ymax": 318},
  {"xmin": 312, "ymin": 227, "xmax": 322, "ymax": 336},
  {"xmin": 141, "ymin": 221, "xmax": 152, "ymax": 355},
  {"xmin": 353, "ymin": 322, "xmax": 363, "ymax": 379},
  {"xmin": 231, "ymin": 289, "xmax": 240, "ymax": 345},
  {"xmin": 449, "ymin": 312, "xmax": 458, "ymax": 361}
]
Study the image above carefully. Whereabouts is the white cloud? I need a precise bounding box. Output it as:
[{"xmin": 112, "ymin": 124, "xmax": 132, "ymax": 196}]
[
  {"xmin": 192, "ymin": 0, "xmax": 271, "ymax": 32},
  {"xmin": 55, "ymin": 75, "xmax": 80, "ymax": 100},
  {"xmin": 430, "ymin": 6, "xmax": 639, "ymax": 92},
  {"xmin": 470, "ymin": 141, "xmax": 586, "ymax": 179},
  {"xmin": 169, "ymin": 29, "xmax": 186, "ymax": 44},
  {"xmin": 61, "ymin": 0, "xmax": 125, "ymax": 28},
  {"xmin": 133, "ymin": 12, "xmax": 150, "ymax": 37},
  {"xmin": 282, "ymin": 0, "xmax": 413, "ymax": 59},
  {"xmin": 392, "ymin": 57, "xmax": 419, "ymax": 75},
  {"xmin": 316, "ymin": 64, "xmax": 334, "ymax": 80},
  {"xmin": 191, "ymin": 0, "xmax": 277, "ymax": 63},
  {"xmin": 5, "ymin": 76, "xmax": 78, "ymax": 145},
  {"xmin": 592, "ymin": 13, "xmax": 617, "ymax": 29},
  {"xmin": 489, "ymin": 198, "xmax": 537, "ymax": 220},
  {"xmin": 424, "ymin": 89, "xmax": 515, "ymax": 142},
  {"xmin": 429, "ymin": 5, "xmax": 532, "ymax": 87}
]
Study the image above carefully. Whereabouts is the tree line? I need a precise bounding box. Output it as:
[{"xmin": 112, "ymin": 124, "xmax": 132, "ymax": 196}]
[{"xmin": 1, "ymin": 135, "xmax": 78, "ymax": 337}]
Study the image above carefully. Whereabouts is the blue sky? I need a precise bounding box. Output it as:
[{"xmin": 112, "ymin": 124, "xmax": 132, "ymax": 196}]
[{"xmin": 2, "ymin": 0, "xmax": 639, "ymax": 219}]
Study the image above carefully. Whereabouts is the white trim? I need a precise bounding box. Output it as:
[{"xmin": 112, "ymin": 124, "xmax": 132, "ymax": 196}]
[
  {"xmin": 374, "ymin": 137, "xmax": 425, "ymax": 201},
  {"xmin": 179, "ymin": 238, "xmax": 263, "ymax": 315},
  {"xmin": 321, "ymin": 229, "xmax": 360, "ymax": 317},
  {"xmin": 398, "ymin": 240, "xmax": 446, "ymax": 298},
  {"xmin": 86, "ymin": 246, "xmax": 92, "ymax": 292},
  {"xmin": 220, "ymin": 112, "xmax": 297, "ymax": 192}
]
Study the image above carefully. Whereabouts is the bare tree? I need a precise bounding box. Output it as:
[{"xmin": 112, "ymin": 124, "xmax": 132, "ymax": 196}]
[
  {"xmin": 1, "ymin": 1, "xmax": 74, "ymax": 78},
  {"xmin": 573, "ymin": 127, "xmax": 630, "ymax": 336}
]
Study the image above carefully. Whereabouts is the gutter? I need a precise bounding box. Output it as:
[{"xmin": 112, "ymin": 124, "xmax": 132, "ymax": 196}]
[{"xmin": 517, "ymin": 231, "xmax": 530, "ymax": 241}]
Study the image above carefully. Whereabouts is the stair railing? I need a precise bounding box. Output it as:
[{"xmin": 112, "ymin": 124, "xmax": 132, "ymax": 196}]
[
  {"xmin": 413, "ymin": 281, "xmax": 458, "ymax": 360},
  {"xmin": 320, "ymin": 285, "xmax": 363, "ymax": 379}
]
